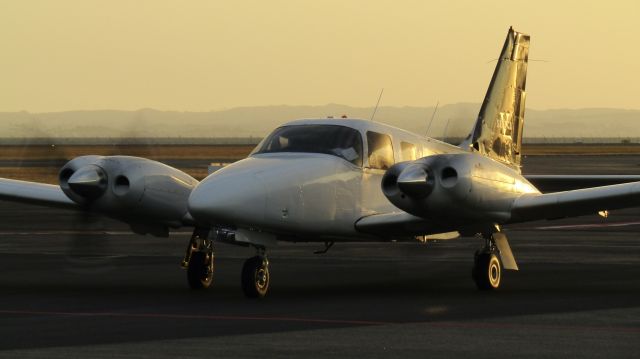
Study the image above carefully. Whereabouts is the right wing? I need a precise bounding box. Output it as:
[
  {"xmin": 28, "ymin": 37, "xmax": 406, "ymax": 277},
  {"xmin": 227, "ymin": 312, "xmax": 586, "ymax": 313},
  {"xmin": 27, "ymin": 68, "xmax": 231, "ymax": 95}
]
[
  {"xmin": 0, "ymin": 156, "xmax": 200, "ymax": 237},
  {"xmin": 0, "ymin": 178, "xmax": 77, "ymax": 209}
]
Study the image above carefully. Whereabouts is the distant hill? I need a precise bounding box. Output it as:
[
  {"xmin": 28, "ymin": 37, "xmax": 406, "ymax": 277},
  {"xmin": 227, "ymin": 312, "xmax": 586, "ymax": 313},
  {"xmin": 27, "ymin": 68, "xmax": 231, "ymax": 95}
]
[{"xmin": 0, "ymin": 104, "xmax": 639, "ymax": 139}]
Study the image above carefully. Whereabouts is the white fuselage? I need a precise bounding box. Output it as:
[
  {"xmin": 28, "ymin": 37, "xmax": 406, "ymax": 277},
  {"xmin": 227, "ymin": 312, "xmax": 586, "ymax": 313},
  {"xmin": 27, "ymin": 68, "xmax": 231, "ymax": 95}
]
[{"xmin": 188, "ymin": 118, "xmax": 465, "ymax": 242}]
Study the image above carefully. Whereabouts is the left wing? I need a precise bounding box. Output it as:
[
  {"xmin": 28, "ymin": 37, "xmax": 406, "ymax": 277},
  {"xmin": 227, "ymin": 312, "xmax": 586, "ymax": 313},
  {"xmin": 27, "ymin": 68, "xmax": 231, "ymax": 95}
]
[
  {"xmin": 359, "ymin": 179, "xmax": 640, "ymax": 236},
  {"xmin": 0, "ymin": 178, "xmax": 77, "ymax": 209},
  {"xmin": 355, "ymin": 212, "xmax": 460, "ymax": 239},
  {"xmin": 509, "ymin": 181, "xmax": 640, "ymax": 223},
  {"xmin": 355, "ymin": 212, "xmax": 433, "ymax": 236},
  {"xmin": 525, "ymin": 174, "xmax": 640, "ymax": 193}
]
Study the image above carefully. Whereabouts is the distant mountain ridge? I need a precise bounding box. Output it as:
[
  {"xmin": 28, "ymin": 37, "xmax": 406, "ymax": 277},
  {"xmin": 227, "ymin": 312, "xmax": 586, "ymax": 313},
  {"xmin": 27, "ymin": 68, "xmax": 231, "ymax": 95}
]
[{"xmin": 0, "ymin": 104, "xmax": 639, "ymax": 139}]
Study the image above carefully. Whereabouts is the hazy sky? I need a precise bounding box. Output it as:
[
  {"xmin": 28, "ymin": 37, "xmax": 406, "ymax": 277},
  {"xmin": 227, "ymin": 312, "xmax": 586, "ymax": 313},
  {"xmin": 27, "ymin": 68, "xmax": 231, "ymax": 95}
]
[{"xmin": 1, "ymin": 0, "xmax": 639, "ymax": 112}]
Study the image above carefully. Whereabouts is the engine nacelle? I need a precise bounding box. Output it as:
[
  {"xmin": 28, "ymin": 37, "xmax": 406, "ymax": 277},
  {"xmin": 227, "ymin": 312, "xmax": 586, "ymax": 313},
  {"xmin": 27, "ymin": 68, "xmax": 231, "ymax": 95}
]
[
  {"xmin": 59, "ymin": 156, "xmax": 199, "ymax": 235},
  {"xmin": 382, "ymin": 153, "xmax": 539, "ymax": 223}
]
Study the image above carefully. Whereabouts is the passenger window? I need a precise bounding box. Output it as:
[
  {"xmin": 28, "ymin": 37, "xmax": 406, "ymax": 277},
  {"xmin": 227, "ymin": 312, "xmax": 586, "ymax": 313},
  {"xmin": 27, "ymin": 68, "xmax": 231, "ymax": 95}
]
[
  {"xmin": 401, "ymin": 142, "xmax": 417, "ymax": 161},
  {"xmin": 367, "ymin": 131, "xmax": 394, "ymax": 170}
]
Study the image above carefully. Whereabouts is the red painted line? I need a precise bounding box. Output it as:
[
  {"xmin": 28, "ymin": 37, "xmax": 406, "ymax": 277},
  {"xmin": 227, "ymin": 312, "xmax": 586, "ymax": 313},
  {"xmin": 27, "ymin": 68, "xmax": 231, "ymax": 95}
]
[
  {"xmin": 428, "ymin": 321, "xmax": 640, "ymax": 334},
  {"xmin": 0, "ymin": 309, "xmax": 638, "ymax": 334},
  {"xmin": 0, "ymin": 309, "xmax": 391, "ymax": 326},
  {"xmin": 0, "ymin": 231, "xmax": 192, "ymax": 236},
  {"xmin": 531, "ymin": 221, "xmax": 640, "ymax": 230}
]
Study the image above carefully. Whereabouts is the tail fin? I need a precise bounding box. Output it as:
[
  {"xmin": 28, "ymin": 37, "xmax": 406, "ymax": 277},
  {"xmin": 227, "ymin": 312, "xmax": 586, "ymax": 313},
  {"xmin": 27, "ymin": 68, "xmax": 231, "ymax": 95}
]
[{"xmin": 461, "ymin": 27, "xmax": 529, "ymax": 171}]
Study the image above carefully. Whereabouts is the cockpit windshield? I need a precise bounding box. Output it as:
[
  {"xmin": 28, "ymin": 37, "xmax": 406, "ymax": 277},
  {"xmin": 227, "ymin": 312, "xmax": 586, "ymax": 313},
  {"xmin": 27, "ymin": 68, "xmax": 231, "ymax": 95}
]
[{"xmin": 253, "ymin": 125, "xmax": 363, "ymax": 166}]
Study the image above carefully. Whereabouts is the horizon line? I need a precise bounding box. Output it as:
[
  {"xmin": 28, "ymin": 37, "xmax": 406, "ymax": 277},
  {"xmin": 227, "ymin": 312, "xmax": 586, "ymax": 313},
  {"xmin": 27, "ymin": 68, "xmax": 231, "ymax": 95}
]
[{"xmin": 3, "ymin": 103, "xmax": 640, "ymax": 114}]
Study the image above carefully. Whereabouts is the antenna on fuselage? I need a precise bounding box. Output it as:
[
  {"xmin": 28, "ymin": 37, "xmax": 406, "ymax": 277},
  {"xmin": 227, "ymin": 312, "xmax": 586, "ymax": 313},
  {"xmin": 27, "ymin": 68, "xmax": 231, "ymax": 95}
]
[
  {"xmin": 370, "ymin": 88, "xmax": 384, "ymax": 121},
  {"xmin": 425, "ymin": 101, "xmax": 439, "ymax": 137}
]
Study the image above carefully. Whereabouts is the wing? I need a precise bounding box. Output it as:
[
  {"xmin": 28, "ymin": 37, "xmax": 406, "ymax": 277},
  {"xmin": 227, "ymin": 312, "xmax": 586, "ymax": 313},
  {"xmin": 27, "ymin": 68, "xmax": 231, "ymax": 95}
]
[
  {"xmin": 355, "ymin": 212, "xmax": 460, "ymax": 239},
  {"xmin": 0, "ymin": 156, "xmax": 200, "ymax": 237},
  {"xmin": 0, "ymin": 178, "xmax": 77, "ymax": 209},
  {"xmin": 525, "ymin": 175, "xmax": 640, "ymax": 193},
  {"xmin": 355, "ymin": 212, "xmax": 432, "ymax": 236},
  {"xmin": 362, "ymin": 179, "xmax": 640, "ymax": 234},
  {"xmin": 510, "ymin": 181, "xmax": 640, "ymax": 223}
]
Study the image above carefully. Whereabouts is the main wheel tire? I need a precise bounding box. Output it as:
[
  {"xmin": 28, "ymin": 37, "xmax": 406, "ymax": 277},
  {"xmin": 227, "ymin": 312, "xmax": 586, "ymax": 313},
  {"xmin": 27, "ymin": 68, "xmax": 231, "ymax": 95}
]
[
  {"xmin": 187, "ymin": 251, "xmax": 214, "ymax": 289},
  {"xmin": 241, "ymin": 255, "xmax": 270, "ymax": 298},
  {"xmin": 472, "ymin": 252, "xmax": 501, "ymax": 290}
]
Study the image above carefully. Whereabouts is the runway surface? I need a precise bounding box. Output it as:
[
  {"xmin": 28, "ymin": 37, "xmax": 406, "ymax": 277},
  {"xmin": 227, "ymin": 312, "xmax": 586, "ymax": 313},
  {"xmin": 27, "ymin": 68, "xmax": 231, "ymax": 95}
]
[{"xmin": 0, "ymin": 155, "xmax": 638, "ymax": 358}]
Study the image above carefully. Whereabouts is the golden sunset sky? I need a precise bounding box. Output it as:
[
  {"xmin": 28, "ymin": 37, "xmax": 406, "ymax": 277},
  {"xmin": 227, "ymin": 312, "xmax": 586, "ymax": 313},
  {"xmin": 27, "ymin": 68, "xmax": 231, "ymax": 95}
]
[{"xmin": 1, "ymin": 0, "xmax": 638, "ymax": 112}]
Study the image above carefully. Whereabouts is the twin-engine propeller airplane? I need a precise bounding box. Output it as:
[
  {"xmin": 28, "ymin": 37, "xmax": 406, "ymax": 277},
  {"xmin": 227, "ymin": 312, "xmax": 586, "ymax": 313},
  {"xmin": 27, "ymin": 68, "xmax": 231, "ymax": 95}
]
[{"xmin": 2, "ymin": 27, "xmax": 640, "ymax": 298}]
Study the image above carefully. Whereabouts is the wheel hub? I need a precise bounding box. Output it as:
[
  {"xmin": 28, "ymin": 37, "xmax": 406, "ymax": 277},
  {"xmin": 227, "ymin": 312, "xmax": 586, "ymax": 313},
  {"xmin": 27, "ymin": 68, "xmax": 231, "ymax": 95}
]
[
  {"xmin": 488, "ymin": 257, "xmax": 501, "ymax": 287},
  {"xmin": 256, "ymin": 267, "xmax": 268, "ymax": 289}
]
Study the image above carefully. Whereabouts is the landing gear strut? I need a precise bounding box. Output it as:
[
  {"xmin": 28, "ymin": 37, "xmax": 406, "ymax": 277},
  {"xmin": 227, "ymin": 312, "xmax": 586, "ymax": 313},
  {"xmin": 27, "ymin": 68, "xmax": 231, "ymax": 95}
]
[
  {"xmin": 182, "ymin": 228, "xmax": 214, "ymax": 289},
  {"xmin": 241, "ymin": 247, "xmax": 270, "ymax": 298}
]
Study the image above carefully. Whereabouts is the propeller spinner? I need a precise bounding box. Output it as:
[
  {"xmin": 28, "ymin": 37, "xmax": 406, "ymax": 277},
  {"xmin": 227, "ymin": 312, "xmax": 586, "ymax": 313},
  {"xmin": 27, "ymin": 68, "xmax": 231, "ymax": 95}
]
[{"xmin": 66, "ymin": 165, "xmax": 108, "ymax": 199}]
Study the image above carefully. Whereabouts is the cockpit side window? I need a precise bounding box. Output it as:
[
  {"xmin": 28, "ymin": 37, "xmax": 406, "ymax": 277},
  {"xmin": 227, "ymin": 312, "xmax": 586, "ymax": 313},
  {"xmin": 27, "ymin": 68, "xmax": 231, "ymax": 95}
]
[
  {"xmin": 366, "ymin": 131, "xmax": 394, "ymax": 170},
  {"xmin": 253, "ymin": 125, "xmax": 363, "ymax": 166},
  {"xmin": 401, "ymin": 141, "xmax": 418, "ymax": 161}
]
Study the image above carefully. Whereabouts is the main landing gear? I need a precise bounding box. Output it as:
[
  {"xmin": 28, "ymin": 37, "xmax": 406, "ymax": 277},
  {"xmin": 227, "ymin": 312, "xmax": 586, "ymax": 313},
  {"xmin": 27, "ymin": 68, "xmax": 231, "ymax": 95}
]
[
  {"xmin": 241, "ymin": 247, "xmax": 270, "ymax": 298},
  {"xmin": 182, "ymin": 228, "xmax": 215, "ymax": 289},
  {"xmin": 472, "ymin": 246, "xmax": 502, "ymax": 290},
  {"xmin": 472, "ymin": 230, "xmax": 518, "ymax": 291}
]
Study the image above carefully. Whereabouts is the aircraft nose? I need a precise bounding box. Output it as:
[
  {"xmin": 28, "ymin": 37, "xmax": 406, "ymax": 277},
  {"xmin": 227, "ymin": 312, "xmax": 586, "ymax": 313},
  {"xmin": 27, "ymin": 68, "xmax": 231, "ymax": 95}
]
[{"xmin": 188, "ymin": 173, "xmax": 266, "ymax": 226}]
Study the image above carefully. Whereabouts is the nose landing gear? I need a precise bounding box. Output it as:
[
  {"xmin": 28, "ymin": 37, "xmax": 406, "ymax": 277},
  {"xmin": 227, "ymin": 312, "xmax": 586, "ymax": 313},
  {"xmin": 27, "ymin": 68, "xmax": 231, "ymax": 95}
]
[
  {"xmin": 181, "ymin": 228, "xmax": 272, "ymax": 298},
  {"xmin": 241, "ymin": 248, "xmax": 270, "ymax": 298}
]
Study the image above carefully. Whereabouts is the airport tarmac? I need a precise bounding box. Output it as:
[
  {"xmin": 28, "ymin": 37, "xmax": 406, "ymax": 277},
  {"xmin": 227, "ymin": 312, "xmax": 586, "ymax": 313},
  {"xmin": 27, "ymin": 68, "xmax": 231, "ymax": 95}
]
[{"xmin": 0, "ymin": 155, "xmax": 638, "ymax": 358}]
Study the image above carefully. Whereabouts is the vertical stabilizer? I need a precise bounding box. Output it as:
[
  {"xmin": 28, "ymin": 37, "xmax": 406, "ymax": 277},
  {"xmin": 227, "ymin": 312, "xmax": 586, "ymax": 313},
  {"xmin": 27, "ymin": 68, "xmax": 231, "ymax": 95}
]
[{"xmin": 461, "ymin": 27, "xmax": 529, "ymax": 171}]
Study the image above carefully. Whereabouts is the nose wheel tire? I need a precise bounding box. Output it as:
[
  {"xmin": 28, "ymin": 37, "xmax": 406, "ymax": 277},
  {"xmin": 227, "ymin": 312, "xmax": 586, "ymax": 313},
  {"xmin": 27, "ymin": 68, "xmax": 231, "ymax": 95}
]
[
  {"xmin": 187, "ymin": 251, "xmax": 214, "ymax": 289},
  {"xmin": 472, "ymin": 251, "xmax": 501, "ymax": 290},
  {"xmin": 241, "ymin": 255, "xmax": 270, "ymax": 298}
]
